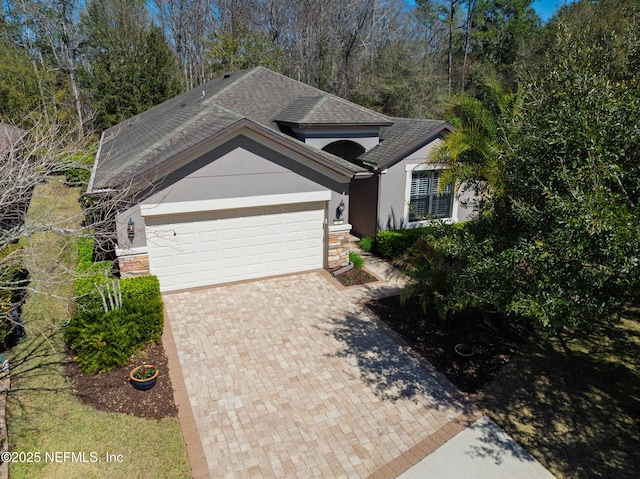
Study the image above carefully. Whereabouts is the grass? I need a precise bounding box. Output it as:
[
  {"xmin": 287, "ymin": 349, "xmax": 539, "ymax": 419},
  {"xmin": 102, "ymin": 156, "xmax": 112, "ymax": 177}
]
[
  {"xmin": 7, "ymin": 179, "xmax": 191, "ymax": 479},
  {"xmin": 477, "ymin": 312, "xmax": 640, "ymax": 479}
]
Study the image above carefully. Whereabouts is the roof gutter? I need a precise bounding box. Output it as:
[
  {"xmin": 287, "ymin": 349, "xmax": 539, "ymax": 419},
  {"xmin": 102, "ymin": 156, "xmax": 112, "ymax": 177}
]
[
  {"xmin": 353, "ymin": 170, "xmax": 374, "ymax": 179},
  {"xmin": 86, "ymin": 130, "xmax": 106, "ymax": 194}
]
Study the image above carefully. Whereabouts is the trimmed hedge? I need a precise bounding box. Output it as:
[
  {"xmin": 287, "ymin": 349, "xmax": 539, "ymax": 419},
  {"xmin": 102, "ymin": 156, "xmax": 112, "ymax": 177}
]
[
  {"xmin": 65, "ymin": 275, "xmax": 163, "ymax": 374},
  {"xmin": 374, "ymin": 224, "xmax": 464, "ymax": 260},
  {"xmin": 359, "ymin": 236, "xmax": 374, "ymax": 252},
  {"xmin": 374, "ymin": 228, "xmax": 436, "ymax": 259},
  {"xmin": 74, "ymin": 236, "xmax": 112, "ymax": 313},
  {"xmin": 67, "ymin": 236, "xmax": 164, "ymax": 373},
  {"xmin": 77, "ymin": 236, "xmax": 94, "ymax": 268}
]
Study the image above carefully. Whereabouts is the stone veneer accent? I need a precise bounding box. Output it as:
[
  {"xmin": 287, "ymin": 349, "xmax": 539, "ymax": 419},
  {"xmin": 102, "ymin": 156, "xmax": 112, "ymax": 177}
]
[
  {"xmin": 118, "ymin": 254, "xmax": 150, "ymax": 278},
  {"xmin": 327, "ymin": 230, "xmax": 351, "ymax": 269}
]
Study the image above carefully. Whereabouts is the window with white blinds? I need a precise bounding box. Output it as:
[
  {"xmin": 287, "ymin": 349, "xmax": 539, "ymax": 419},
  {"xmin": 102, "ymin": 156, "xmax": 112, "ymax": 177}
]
[{"xmin": 409, "ymin": 170, "xmax": 453, "ymax": 221}]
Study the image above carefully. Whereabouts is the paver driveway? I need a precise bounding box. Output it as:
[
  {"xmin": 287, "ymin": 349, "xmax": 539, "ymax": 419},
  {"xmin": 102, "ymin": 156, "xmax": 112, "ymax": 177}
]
[{"xmin": 163, "ymin": 271, "xmax": 477, "ymax": 478}]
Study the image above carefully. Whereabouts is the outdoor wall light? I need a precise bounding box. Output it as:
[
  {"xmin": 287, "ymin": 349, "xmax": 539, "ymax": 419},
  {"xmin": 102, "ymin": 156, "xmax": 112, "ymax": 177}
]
[
  {"xmin": 336, "ymin": 200, "xmax": 345, "ymax": 220},
  {"xmin": 127, "ymin": 218, "xmax": 135, "ymax": 242}
]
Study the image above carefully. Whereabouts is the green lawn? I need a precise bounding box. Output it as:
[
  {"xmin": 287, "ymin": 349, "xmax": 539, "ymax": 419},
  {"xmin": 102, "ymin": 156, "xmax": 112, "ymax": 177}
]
[
  {"xmin": 7, "ymin": 180, "xmax": 191, "ymax": 479},
  {"xmin": 477, "ymin": 311, "xmax": 640, "ymax": 479}
]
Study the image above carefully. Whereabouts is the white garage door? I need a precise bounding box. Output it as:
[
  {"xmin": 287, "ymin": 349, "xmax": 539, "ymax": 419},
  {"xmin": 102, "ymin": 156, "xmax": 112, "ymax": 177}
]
[{"xmin": 145, "ymin": 202, "xmax": 326, "ymax": 291}]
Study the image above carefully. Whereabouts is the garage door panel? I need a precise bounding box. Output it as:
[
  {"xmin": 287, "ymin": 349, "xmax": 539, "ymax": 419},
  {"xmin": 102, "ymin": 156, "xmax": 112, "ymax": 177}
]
[
  {"xmin": 177, "ymin": 272, "xmax": 199, "ymax": 284},
  {"xmin": 243, "ymin": 226, "xmax": 263, "ymax": 238},
  {"xmin": 198, "ymin": 230, "xmax": 219, "ymax": 243},
  {"xmin": 244, "ymin": 244, "xmax": 263, "ymax": 256},
  {"xmin": 146, "ymin": 202, "xmax": 325, "ymax": 292},
  {"xmin": 150, "ymin": 256, "xmax": 174, "ymax": 269},
  {"xmin": 176, "ymin": 253, "xmax": 198, "ymax": 265},
  {"xmin": 200, "ymin": 250, "xmax": 220, "ymax": 262}
]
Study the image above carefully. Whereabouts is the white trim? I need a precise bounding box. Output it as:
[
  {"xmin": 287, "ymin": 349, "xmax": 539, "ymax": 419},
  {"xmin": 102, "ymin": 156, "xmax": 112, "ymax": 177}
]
[
  {"xmin": 403, "ymin": 165, "xmax": 459, "ymax": 225},
  {"xmin": 140, "ymin": 190, "xmax": 331, "ymax": 217},
  {"xmin": 405, "ymin": 162, "xmax": 447, "ymax": 172},
  {"xmin": 87, "ymin": 130, "xmax": 105, "ymax": 193},
  {"xmin": 115, "ymin": 246, "xmax": 149, "ymax": 257},
  {"xmin": 328, "ymin": 223, "xmax": 353, "ymax": 234}
]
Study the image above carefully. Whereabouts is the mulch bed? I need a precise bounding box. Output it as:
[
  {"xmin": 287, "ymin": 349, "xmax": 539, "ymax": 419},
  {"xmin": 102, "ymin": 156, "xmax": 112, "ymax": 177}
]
[
  {"xmin": 332, "ymin": 267, "xmax": 377, "ymax": 287},
  {"xmin": 65, "ymin": 343, "xmax": 178, "ymax": 419},
  {"xmin": 366, "ymin": 295, "xmax": 532, "ymax": 395}
]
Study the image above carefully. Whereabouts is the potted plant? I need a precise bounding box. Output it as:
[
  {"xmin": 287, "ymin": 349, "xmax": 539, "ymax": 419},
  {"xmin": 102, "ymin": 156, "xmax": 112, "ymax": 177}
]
[{"xmin": 129, "ymin": 364, "xmax": 159, "ymax": 391}]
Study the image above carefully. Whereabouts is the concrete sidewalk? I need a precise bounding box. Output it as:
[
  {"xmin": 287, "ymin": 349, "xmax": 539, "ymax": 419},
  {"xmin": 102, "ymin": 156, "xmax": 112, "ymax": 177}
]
[{"xmin": 398, "ymin": 416, "xmax": 556, "ymax": 479}]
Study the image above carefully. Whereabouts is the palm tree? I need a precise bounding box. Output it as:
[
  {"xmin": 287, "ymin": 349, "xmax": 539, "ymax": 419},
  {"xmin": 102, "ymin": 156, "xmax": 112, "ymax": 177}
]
[{"xmin": 432, "ymin": 77, "xmax": 521, "ymax": 211}]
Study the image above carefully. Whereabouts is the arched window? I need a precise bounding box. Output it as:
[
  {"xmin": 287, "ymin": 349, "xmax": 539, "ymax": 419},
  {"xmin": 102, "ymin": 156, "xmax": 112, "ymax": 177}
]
[{"xmin": 321, "ymin": 140, "xmax": 365, "ymax": 161}]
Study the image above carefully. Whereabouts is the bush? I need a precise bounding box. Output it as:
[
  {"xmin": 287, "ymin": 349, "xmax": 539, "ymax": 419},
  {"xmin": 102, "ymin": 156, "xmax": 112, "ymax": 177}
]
[
  {"xmin": 64, "ymin": 153, "xmax": 94, "ymax": 187},
  {"xmin": 359, "ymin": 236, "xmax": 374, "ymax": 252},
  {"xmin": 374, "ymin": 227, "xmax": 436, "ymax": 259},
  {"xmin": 349, "ymin": 251, "xmax": 365, "ymax": 269},
  {"xmin": 374, "ymin": 224, "xmax": 465, "ymax": 259},
  {"xmin": 64, "ymin": 167, "xmax": 91, "ymax": 186},
  {"xmin": 0, "ymin": 290, "xmax": 16, "ymax": 343},
  {"xmin": 74, "ymin": 236, "xmax": 113, "ymax": 313},
  {"xmin": 65, "ymin": 275, "xmax": 164, "ymax": 374},
  {"xmin": 77, "ymin": 236, "xmax": 94, "ymax": 268}
]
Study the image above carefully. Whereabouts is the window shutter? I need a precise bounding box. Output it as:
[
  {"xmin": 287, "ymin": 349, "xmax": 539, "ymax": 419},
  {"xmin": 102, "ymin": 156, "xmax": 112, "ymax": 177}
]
[
  {"xmin": 409, "ymin": 170, "xmax": 453, "ymax": 221},
  {"xmin": 410, "ymin": 171, "xmax": 430, "ymax": 220}
]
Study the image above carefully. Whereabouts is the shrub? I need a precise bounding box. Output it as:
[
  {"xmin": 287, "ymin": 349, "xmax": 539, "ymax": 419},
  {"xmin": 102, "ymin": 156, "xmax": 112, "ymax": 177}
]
[
  {"xmin": 65, "ymin": 275, "xmax": 164, "ymax": 374},
  {"xmin": 64, "ymin": 153, "xmax": 94, "ymax": 187},
  {"xmin": 0, "ymin": 290, "xmax": 16, "ymax": 343},
  {"xmin": 64, "ymin": 167, "xmax": 91, "ymax": 186},
  {"xmin": 374, "ymin": 224, "xmax": 464, "ymax": 259},
  {"xmin": 74, "ymin": 261, "xmax": 113, "ymax": 313},
  {"xmin": 77, "ymin": 236, "xmax": 94, "ymax": 269},
  {"xmin": 349, "ymin": 251, "xmax": 365, "ymax": 269},
  {"xmin": 64, "ymin": 309, "xmax": 133, "ymax": 373},
  {"xmin": 359, "ymin": 236, "xmax": 374, "ymax": 252},
  {"xmin": 74, "ymin": 236, "xmax": 113, "ymax": 313},
  {"xmin": 374, "ymin": 228, "xmax": 435, "ymax": 259}
]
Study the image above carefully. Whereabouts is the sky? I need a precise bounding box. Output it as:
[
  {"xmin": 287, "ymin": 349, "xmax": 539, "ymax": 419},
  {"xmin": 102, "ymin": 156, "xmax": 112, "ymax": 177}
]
[
  {"xmin": 406, "ymin": 1, "xmax": 573, "ymax": 24},
  {"xmin": 532, "ymin": 0, "xmax": 573, "ymax": 22}
]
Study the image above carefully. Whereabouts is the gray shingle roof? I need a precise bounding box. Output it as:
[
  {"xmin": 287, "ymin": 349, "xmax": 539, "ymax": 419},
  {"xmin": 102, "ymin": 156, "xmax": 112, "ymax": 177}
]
[
  {"xmin": 275, "ymin": 95, "xmax": 392, "ymax": 127},
  {"xmin": 89, "ymin": 67, "xmax": 448, "ymax": 193},
  {"xmin": 357, "ymin": 118, "xmax": 451, "ymax": 169},
  {"xmin": 90, "ymin": 67, "xmax": 379, "ymax": 191}
]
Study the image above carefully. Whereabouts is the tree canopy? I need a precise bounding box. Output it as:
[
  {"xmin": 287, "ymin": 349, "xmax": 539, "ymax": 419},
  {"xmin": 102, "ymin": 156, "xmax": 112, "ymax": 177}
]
[
  {"xmin": 0, "ymin": 0, "xmax": 544, "ymax": 130},
  {"xmin": 404, "ymin": 0, "xmax": 640, "ymax": 331}
]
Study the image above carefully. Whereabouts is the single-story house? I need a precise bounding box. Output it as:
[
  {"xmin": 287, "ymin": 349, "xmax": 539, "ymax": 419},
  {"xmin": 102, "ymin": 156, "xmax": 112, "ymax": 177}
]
[{"xmin": 87, "ymin": 67, "xmax": 473, "ymax": 292}]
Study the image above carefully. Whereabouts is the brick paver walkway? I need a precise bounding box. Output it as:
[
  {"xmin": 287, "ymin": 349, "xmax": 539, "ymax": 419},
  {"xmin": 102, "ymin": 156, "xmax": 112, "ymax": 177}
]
[{"xmin": 163, "ymin": 271, "xmax": 477, "ymax": 478}]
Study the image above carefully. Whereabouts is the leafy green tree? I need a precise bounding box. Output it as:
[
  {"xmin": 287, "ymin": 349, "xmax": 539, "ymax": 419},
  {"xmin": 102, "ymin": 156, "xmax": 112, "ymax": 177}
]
[
  {"xmin": 433, "ymin": 76, "xmax": 521, "ymax": 206},
  {"xmin": 0, "ymin": 39, "xmax": 43, "ymax": 120},
  {"xmin": 403, "ymin": 0, "xmax": 640, "ymax": 332},
  {"xmin": 207, "ymin": 25, "xmax": 283, "ymax": 78},
  {"xmin": 470, "ymin": 0, "xmax": 540, "ymax": 85},
  {"xmin": 79, "ymin": 0, "xmax": 179, "ymax": 129}
]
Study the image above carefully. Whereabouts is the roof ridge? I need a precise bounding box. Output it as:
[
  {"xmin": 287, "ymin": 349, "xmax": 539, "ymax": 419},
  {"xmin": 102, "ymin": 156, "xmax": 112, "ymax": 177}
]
[
  {"xmin": 249, "ymin": 67, "xmax": 391, "ymax": 123},
  {"xmin": 201, "ymin": 67, "xmax": 259, "ymax": 105},
  {"xmin": 326, "ymin": 93, "xmax": 390, "ymax": 122},
  {"xmin": 300, "ymin": 96, "xmax": 328, "ymax": 123}
]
